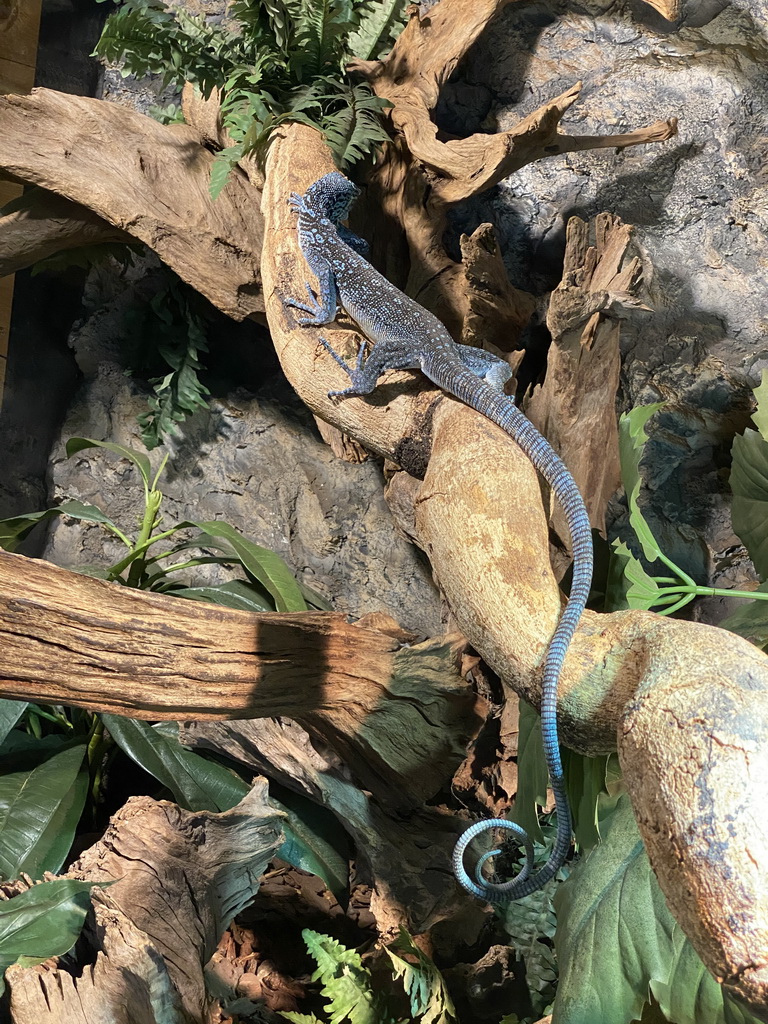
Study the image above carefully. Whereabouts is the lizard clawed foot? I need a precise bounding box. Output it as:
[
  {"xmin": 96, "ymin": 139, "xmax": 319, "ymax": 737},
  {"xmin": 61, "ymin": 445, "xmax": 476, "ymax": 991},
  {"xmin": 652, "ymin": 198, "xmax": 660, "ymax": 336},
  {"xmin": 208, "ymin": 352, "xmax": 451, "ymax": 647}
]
[{"xmin": 319, "ymin": 336, "xmax": 372, "ymax": 399}]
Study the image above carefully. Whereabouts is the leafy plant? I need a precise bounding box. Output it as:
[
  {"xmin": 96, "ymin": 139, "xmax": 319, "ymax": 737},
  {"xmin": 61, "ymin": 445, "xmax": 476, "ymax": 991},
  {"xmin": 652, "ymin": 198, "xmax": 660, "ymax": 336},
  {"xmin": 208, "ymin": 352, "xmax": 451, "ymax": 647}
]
[
  {"xmin": 282, "ymin": 927, "xmax": 457, "ymax": 1024},
  {"xmin": 607, "ymin": 402, "xmax": 768, "ymax": 616},
  {"xmin": 124, "ymin": 274, "xmax": 213, "ymax": 450},
  {"xmin": 0, "ymin": 440, "xmax": 346, "ymax": 909},
  {"xmin": 94, "ymin": 0, "xmax": 406, "ymax": 197},
  {"xmin": 553, "ymin": 790, "xmax": 762, "ymax": 1024},
  {"xmin": 0, "ymin": 879, "xmax": 110, "ymax": 997}
]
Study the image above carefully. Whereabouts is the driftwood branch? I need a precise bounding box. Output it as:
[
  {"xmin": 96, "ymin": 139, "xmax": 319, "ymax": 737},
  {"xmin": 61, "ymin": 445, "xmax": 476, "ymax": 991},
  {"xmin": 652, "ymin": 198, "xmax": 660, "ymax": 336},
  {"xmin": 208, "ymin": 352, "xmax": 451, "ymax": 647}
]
[
  {"xmin": 0, "ymin": 89, "xmax": 264, "ymax": 320},
  {"xmin": 6, "ymin": 781, "xmax": 285, "ymax": 1023},
  {"xmin": 0, "ymin": 549, "xmax": 478, "ymax": 810},
  {"xmin": 526, "ymin": 213, "xmax": 635, "ymax": 543},
  {"xmin": 0, "ymin": 187, "xmax": 131, "ymax": 276},
  {"xmin": 261, "ymin": 123, "xmax": 768, "ymax": 1014},
  {"xmin": 350, "ymin": 0, "xmax": 677, "ymax": 205}
]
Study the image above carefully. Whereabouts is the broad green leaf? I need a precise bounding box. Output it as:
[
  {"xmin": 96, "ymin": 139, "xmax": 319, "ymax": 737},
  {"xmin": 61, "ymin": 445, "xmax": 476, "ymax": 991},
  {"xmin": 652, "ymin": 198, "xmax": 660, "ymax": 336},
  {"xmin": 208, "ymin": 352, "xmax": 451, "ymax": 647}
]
[
  {"xmin": 510, "ymin": 698, "xmax": 548, "ymax": 843},
  {"xmin": 0, "ymin": 742, "xmax": 88, "ymax": 881},
  {"xmin": 617, "ymin": 404, "xmax": 665, "ymax": 563},
  {"xmin": 103, "ymin": 715, "xmax": 250, "ymax": 812},
  {"xmin": 553, "ymin": 791, "xmax": 763, "ymax": 1024},
  {"xmin": 65, "ymin": 437, "xmax": 151, "ymax": 489},
  {"xmin": 0, "ymin": 500, "xmax": 123, "ymax": 552},
  {"xmin": 561, "ymin": 749, "xmax": 611, "ymax": 850},
  {"xmin": 719, "ymin": 580, "xmax": 768, "ymax": 650},
  {"xmin": 751, "ymin": 369, "xmax": 768, "ymax": 442},
  {"xmin": 169, "ymin": 579, "xmax": 275, "ymax": 612},
  {"xmin": 270, "ymin": 786, "xmax": 349, "ymax": 907},
  {"xmin": 0, "ymin": 878, "xmax": 105, "ymax": 995},
  {"xmin": 730, "ymin": 428, "xmax": 768, "ymax": 580},
  {"xmin": 0, "ymin": 702, "xmax": 27, "ymax": 747},
  {"xmin": 605, "ymin": 540, "xmax": 663, "ymax": 612},
  {"xmin": 179, "ymin": 520, "xmax": 305, "ymax": 612},
  {"xmin": 386, "ymin": 927, "xmax": 457, "ymax": 1024}
]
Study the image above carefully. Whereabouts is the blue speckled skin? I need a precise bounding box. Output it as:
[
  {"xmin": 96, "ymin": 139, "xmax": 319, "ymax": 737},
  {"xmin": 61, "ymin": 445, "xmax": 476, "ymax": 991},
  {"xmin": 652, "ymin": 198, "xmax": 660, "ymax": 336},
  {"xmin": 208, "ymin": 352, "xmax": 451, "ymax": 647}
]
[{"xmin": 286, "ymin": 171, "xmax": 593, "ymax": 903}]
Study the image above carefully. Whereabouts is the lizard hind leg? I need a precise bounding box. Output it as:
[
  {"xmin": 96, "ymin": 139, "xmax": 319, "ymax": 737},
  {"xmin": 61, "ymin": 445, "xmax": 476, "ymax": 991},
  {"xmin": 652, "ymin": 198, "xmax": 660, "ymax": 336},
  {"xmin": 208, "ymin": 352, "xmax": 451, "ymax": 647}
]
[{"xmin": 318, "ymin": 335, "xmax": 373, "ymax": 398}]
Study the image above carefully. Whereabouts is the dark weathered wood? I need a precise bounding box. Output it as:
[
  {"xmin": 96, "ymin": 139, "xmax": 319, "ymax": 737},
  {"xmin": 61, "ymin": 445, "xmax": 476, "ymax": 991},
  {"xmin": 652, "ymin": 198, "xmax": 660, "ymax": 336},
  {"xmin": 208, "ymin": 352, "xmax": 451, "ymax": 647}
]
[{"xmin": 7, "ymin": 782, "xmax": 285, "ymax": 1024}]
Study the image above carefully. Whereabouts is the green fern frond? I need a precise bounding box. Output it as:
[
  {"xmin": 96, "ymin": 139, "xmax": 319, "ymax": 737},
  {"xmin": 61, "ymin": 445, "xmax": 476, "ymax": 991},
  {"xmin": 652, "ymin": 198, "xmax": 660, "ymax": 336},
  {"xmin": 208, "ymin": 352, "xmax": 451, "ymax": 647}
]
[
  {"xmin": 346, "ymin": 0, "xmax": 408, "ymax": 60},
  {"xmin": 299, "ymin": 929, "xmax": 394, "ymax": 1024},
  {"xmin": 385, "ymin": 929, "xmax": 457, "ymax": 1024},
  {"xmin": 319, "ymin": 82, "xmax": 392, "ymax": 168},
  {"xmin": 291, "ymin": 0, "xmax": 355, "ymax": 80}
]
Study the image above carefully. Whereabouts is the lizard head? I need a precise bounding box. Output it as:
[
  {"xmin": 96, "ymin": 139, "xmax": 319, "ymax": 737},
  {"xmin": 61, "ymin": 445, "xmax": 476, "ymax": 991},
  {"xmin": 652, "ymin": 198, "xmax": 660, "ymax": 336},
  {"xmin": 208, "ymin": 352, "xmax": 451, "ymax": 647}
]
[{"xmin": 303, "ymin": 172, "xmax": 361, "ymax": 225}]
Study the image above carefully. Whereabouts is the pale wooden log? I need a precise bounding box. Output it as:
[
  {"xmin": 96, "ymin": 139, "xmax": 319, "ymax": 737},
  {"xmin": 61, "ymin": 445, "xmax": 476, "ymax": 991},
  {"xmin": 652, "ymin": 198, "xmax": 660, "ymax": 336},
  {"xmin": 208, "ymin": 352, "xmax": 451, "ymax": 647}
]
[
  {"xmin": 261, "ymin": 123, "xmax": 768, "ymax": 1015},
  {"xmin": 0, "ymin": 186, "xmax": 131, "ymax": 276},
  {"xmin": 0, "ymin": 549, "xmax": 478, "ymax": 808},
  {"xmin": 0, "ymin": 88, "xmax": 264, "ymax": 320}
]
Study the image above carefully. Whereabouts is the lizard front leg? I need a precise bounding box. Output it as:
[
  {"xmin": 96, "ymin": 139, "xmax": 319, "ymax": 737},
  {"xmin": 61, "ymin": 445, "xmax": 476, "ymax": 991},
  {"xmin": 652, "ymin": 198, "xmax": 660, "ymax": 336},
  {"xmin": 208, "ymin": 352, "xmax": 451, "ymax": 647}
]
[{"xmin": 285, "ymin": 266, "xmax": 339, "ymax": 325}]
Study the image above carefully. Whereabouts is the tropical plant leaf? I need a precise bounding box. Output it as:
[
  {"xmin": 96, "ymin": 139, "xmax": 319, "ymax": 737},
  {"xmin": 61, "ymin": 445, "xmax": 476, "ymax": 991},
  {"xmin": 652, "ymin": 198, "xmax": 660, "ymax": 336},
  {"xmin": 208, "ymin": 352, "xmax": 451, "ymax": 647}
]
[
  {"xmin": 0, "ymin": 500, "xmax": 124, "ymax": 552},
  {"xmin": 386, "ymin": 928, "xmax": 457, "ymax": 1024},
  {"xmin": 0, "ymin": 702, "xmax": 26, "ymax": 747},
  {"xmin": 168, "ymin": 579, "xmax": 276, "ymax": 612},
  {"xmin": 605, "ymin": 540, "xmax": 663, "ymax": 612},
  {"xmin": 750, "ymin": 369, "xmax": 768, "ymax": 442},
  {"xmin": 0, "ymin": 741, "xmax": 88, "ymax": 880},
  {"xmin": 269, "ymin": 785, "xmax": 350, "ymax": 907},
  {"xmin": 553, "ymin": 790, "xmax": 763, "ymax": 1024},
  {"xmin": 561, "ymin": 749, "xmax": 612, "ymax": 850},
  {"xmin": 178, "ymin": 520, "xmax": 306, "ymax": 612},
  {"xmin": 103, "ymin": 715, "xmax": 250, "ymax": 812},
  {"xmin": 510, "ymin": 698, "xmax": 548, "ymax": 843},
  {"xmin": 730, "ymin": 426, "xmax": 768, "ymax": 580},
  {"xmin": 0, "ymin": 878, "xmax": 107, "ymax": 996},
  {"xmin": 65, "ymin": 437, "xmax": 151, "ymax": 490},
  {"xmin": 617, "ymin": 404, "xmax": 665, "ymax": 564}
]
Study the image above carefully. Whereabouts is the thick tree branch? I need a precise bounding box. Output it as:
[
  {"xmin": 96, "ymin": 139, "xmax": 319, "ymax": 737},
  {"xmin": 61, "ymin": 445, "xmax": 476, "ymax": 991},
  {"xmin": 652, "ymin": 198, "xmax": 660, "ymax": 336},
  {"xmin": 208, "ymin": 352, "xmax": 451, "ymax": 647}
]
[
  {"xmin": 0, "ymin": 187, "xmax": 131, "ymax": 276},
  {"xmin": 0, "ymin": 88, "xmax": 264, "ymax": 320},
  {"xmin": 261, "ymin": 123, "xmax": 768, "ymax": 1015},
  {"xmin": 0, "ymin": 549, "xmax": 478, "ymax": 809}
]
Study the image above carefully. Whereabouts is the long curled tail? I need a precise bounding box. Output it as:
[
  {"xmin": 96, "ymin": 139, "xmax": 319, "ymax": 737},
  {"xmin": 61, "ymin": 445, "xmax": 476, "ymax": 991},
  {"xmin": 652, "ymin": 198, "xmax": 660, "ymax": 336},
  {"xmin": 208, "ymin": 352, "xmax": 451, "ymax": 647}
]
[{"xmin": 425, "ymin": 355, "xmax": 593, "ymax": 902}]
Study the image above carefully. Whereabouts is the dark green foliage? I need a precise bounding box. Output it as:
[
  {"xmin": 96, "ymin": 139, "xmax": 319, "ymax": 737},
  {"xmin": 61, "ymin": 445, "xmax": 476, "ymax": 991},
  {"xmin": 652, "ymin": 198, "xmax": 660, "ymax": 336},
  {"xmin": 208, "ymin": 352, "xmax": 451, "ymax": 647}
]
[
  {"xmin": 0, "ymin": 879, "xmax": 111, "ymax": 996},
  {"xmin": 128, "ymin": 277, "xmax": 212, "ymax": 449},
  {"xmin": 94, "ymin": 0, "xmax": 406, "ymax": 195}
]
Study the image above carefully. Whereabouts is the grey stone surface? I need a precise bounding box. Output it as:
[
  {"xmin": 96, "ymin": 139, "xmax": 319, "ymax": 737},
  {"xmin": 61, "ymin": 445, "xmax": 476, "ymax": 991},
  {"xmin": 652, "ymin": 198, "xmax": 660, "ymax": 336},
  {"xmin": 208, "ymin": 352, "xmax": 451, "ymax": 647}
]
[
  {"xmin": 448, "ymin": 0, "xmax": 768, "ymax": 612},
  {"xmin": 42, "ymin": 268, "xmax": 441, "ymax": 632}
]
